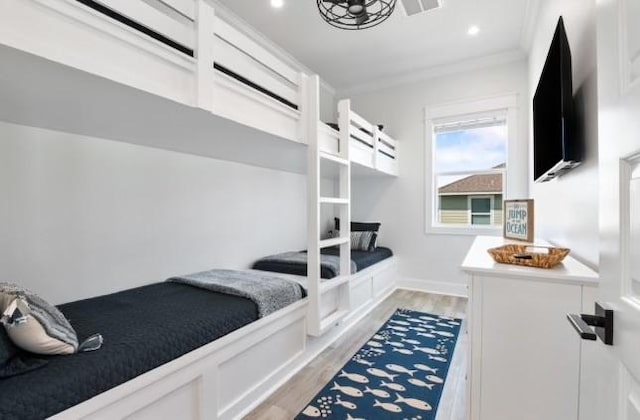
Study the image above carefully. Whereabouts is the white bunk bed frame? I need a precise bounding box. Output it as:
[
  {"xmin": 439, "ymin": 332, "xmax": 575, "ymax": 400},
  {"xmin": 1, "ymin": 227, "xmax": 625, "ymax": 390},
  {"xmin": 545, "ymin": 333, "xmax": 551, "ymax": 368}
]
[
  {"xmin": 2, "ymin": 0, "xmax": 303, "ymax": 143},
  {"xmin": 1, "ymin": 0, "xmax": 398, "ymax": 176},
  {"xmin": 0, "ymin": 1, "xmax": 400, "ymax": 418},
  {"xmin": 319, "ymin": 103, "xmax": 399, "ymax": 176}
]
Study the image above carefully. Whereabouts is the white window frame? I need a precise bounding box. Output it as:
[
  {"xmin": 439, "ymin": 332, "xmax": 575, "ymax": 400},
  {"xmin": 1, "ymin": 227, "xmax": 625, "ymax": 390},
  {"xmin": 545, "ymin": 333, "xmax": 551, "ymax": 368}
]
[{"xmin": 425, "ymin": 94, "xmax": 519, "ymax": 236}]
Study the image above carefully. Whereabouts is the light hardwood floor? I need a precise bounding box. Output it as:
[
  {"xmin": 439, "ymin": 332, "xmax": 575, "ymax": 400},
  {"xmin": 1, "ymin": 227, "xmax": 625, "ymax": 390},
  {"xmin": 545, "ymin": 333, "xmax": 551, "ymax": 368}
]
[{"xmin": 245, "ymin": 289, "xmax": 468, "ymax": 420}]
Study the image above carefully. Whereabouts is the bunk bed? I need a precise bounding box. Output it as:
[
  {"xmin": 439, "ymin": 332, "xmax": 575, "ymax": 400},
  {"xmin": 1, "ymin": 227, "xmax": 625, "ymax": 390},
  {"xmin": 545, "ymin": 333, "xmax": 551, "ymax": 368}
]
[{"xmin": 0, "ymin": 1, "xmax": 400, "ymax": 418}]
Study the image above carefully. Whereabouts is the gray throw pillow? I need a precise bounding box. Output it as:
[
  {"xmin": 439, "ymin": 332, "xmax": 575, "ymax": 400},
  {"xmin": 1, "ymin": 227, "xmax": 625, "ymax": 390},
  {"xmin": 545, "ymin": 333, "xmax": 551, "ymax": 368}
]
[{"xmin": 0, "ymin": 283, "xmax": 79, "ymax": 355}]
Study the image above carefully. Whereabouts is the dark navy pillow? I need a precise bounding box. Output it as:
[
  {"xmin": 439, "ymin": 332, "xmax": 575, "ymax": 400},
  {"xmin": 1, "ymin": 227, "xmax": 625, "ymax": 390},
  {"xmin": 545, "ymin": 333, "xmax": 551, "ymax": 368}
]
[
  {"xmin": 0, "ymin": 327, "xmax": 48, "ymax": 378},
  {"xmin": 334, "ymin": 218, "xmax": 381, "ymax": 233}
]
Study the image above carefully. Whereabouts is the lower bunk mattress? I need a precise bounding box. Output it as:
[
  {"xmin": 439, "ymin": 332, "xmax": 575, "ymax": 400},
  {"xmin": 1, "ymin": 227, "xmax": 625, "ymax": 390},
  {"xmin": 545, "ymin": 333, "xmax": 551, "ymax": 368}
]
[
  {"xmin": 0, "ymin": 272, "xmax": 304, "ymax": 420},
  {"xmin": 252, "ymin": 246, "xmax": 394, "ymax": 279}
]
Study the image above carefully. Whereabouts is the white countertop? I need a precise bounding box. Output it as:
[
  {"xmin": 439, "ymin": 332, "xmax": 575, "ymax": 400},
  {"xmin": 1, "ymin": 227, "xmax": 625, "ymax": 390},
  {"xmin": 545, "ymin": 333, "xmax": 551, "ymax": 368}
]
[{"xmin": 461, "ymin": 236, "xmax": 599, "ymax": 286}]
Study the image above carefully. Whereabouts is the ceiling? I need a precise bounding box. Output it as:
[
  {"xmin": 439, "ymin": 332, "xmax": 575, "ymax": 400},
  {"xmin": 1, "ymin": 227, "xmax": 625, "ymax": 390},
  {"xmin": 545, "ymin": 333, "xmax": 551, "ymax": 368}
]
[{"xmin": 217, "ymin": 0, "xmax": 533, "ymax": 92}]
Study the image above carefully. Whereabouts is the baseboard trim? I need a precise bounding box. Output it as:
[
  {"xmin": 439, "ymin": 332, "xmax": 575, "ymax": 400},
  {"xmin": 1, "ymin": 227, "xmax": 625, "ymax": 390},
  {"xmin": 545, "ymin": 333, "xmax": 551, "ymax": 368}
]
[{"xmin": 398, "ymin": 277, "xmax": 469, "ymax": 298}]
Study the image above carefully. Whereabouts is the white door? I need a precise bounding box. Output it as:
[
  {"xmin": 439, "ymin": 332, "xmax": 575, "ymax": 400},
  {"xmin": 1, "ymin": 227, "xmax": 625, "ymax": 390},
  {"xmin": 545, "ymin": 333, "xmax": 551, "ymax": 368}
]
[{"xmin": 595, "ymin": 0, "xmax": 640, "ymax": 418}]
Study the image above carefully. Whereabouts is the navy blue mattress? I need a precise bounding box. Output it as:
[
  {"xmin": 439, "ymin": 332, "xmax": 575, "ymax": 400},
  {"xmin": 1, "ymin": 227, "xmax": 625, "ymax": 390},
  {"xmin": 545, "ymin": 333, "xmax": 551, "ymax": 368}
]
[
  {"xmin": 0, "ymin": 282, "xmax": 265, "ymax": 420},
  {"xmin": 252, "ymin": 247, "xmax": 393, "ymax": 279}
]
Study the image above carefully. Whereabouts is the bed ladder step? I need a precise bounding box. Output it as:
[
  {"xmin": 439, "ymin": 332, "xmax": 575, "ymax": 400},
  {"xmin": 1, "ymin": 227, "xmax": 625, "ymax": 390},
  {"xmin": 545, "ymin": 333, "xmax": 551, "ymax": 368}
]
[
  {"xmin": 319, "ymin": 197, "xmax": 349, "ymax": 205},
  {"xmin": 320, "ymin": 151, "xmax": 349, "ymax": 166},
  {"xmin": 307, "ymin": 76, "xmax": 351, "ymax": 337},
  {"xmin": 319, "ymin": 237, "xmax": 349, "ymax": 248},
  {"xmin": 320, "ymin": 275, "xmax": 351, "ymax": 292}
]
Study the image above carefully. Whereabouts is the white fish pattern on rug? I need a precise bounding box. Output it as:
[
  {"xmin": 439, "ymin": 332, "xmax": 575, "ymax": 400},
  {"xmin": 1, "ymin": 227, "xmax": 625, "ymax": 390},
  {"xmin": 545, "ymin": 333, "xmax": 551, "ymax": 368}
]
[{"xmin": 295, "ymin": 309, "xmax": 462, "ymax": 419}]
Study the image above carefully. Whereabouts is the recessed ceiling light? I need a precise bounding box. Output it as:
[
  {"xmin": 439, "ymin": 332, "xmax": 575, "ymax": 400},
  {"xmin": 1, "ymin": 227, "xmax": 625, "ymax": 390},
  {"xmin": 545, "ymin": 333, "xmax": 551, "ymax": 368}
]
[
  {"xmin": 468, "ymin": 25, "xmax": 480, "ymax": 36},
  {"xmin": 271, "ymin": 0, "xmax": 284, "ymax": 8}
]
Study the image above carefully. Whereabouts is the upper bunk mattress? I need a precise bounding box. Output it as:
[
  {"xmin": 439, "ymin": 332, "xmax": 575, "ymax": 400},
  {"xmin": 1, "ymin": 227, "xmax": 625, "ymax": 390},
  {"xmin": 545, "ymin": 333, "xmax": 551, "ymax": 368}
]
[
  {"xmin": 0, "ymin": 279, "xmax": 302, "ymax": 420},
  {"xmin": 252, "ymin": 247, "xmax": 393, "ymax": 279}
]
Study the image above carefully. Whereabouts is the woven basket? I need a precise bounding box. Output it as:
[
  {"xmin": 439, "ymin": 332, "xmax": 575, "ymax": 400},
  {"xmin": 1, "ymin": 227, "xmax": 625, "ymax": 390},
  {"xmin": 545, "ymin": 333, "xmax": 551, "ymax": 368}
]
[{"xmin": 487, "ymin": 245, "xmax": 570, "ymax": 269}]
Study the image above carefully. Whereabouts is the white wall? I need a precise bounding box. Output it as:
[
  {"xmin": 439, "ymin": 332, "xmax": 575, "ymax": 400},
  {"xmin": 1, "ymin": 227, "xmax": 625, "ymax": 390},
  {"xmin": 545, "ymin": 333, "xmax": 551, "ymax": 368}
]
[
  {"xmin": 0, "ymin": 121, "xmax": 307, "ymax": 304},
  {"xmin": 528, "ymin": 0, "xmax": 599, "ymax": 268},
  {"xmin": 347, "ymin": 60, "xmax": 529, "ymax": 291}
]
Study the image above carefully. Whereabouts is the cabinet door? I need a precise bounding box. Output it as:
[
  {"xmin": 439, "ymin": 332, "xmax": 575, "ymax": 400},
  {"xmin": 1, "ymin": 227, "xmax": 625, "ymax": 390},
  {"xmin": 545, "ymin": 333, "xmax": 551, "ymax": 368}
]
[{"xmin": 476, "ymin": 276, "xmax": 582, "ymax": 420}]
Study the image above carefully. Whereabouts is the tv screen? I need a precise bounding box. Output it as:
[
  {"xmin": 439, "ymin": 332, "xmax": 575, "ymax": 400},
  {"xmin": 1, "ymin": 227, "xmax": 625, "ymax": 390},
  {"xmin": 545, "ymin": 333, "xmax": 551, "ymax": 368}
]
[{"xmin": 533, "ymin": 17, "xmax": 580, "ymax": 183}]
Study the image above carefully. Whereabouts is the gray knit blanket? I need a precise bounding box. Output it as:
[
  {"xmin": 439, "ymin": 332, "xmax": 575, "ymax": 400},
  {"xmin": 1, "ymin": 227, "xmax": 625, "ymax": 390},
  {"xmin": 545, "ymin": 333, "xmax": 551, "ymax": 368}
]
[{"xmin": 167, "ymin": 269, "xmax": 303, "ymax": 318}]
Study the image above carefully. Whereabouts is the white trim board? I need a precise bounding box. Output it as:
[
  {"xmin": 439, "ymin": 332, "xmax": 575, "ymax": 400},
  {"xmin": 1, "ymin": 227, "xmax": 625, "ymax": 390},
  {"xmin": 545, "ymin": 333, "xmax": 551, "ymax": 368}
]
[{"xmin": 397, "ymin": 277, "xmax": 469, "ymax": 298}]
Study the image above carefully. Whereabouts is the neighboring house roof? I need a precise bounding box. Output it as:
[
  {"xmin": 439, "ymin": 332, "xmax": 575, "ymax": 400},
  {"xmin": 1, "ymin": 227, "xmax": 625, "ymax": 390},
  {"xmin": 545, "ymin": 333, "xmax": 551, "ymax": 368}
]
[{"xmin": 439, "ymin": 164, "xmax": 505, "ymax": 195}]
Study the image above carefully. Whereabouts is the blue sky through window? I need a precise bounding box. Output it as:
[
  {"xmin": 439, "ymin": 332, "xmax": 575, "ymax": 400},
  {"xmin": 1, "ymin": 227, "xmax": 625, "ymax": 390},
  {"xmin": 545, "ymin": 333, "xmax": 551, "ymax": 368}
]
[{"xmin": 435, "ymin": 124, "xmax": 507, "ymax": 187}]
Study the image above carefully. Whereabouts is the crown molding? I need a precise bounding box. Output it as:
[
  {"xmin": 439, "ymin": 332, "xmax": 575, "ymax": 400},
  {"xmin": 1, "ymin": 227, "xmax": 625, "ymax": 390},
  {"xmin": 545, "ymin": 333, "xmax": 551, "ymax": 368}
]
[
  {"xmin": 338, "ymin": 49, "xmax": 527, "ymax": 97},
  {"xmin": 206, "ymin": 0, "xmax": 337, "ymax": 94},
  {"xmin": 519, "ymin": 0, "xmax": 542, "ymax": 52}
]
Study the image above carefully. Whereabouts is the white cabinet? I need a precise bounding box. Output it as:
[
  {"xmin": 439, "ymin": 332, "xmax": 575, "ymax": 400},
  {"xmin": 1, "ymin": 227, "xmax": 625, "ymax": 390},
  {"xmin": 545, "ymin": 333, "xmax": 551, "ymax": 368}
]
[{"xmin": 462, "ymin": 236, "xmax": 599, "ymax": 420}]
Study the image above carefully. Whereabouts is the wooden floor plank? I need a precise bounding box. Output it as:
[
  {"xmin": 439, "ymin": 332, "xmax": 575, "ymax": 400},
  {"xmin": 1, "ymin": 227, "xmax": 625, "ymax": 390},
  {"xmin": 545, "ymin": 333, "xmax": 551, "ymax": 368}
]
[{"xmin": 244, "ymin": 289, "xmax": 469, "ymax": 420}]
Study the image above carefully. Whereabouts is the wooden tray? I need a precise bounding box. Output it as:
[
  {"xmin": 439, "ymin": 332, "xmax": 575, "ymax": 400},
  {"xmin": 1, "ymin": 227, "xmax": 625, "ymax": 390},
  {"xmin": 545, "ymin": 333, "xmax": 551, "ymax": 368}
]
[{"xmin": 487, "ymin": 244, "xmax": 570, "ymax": 269}]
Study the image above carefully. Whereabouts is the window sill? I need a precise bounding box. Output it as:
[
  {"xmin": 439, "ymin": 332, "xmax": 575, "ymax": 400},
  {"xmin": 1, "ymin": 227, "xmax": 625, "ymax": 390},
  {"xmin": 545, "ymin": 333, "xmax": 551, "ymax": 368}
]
[{"xmin": 425, "ymin": 225, "xmax": 502, "ymax": 236}]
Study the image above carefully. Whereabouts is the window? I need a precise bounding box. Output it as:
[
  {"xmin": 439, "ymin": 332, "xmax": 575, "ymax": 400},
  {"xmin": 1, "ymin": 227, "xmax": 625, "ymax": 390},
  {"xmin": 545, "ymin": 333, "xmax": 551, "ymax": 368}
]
[
  {"xmin": 470, "ymin": 196, "xmax": 492, "ymax": 225},
  {"xmin": 425, "ymin": 95, "xmax": 518, "ymax": 235}
]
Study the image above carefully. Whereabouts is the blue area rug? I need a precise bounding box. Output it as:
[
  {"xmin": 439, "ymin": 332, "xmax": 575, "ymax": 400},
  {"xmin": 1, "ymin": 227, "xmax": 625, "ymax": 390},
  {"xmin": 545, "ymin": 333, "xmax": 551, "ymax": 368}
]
[{"xmin": 296, "ymin": 309, "xmax": 462, "ymax": 420}]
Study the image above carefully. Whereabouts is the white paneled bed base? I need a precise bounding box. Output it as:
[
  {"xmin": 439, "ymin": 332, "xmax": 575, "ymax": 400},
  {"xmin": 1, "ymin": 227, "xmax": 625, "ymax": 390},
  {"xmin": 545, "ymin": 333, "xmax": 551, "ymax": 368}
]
[
  {"xmin": 289, "ymin": 258, "xmax": 398, "ymax": 331},
  {"xmin": 51, "ymin": 300, "xmax": 308, "ymax": 420},
  {"xmin": 346, "ymin": 257, "xmax": 397, "ymax": 320}
]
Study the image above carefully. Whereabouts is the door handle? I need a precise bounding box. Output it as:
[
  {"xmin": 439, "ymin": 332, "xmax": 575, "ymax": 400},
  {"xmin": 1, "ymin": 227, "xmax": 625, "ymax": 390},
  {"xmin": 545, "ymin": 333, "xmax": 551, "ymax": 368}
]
[{"xmin": 567, "ymin": 302, "xmax": 614, "ymax": 345}]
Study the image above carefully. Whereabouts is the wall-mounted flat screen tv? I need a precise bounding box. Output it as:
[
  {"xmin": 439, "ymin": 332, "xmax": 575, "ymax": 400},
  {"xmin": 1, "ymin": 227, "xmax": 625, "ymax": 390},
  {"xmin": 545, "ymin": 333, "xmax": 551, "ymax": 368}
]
[{"xmin": 533, "ymin": 16, "xmax": 581, "ymax": 183}]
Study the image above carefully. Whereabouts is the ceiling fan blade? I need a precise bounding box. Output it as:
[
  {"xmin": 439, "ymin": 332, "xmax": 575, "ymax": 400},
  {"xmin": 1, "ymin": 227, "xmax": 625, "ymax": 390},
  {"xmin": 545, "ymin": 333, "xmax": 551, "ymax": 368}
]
[{"xmin": 356, "ymin": 11, "xmax": 370, "ymax": 25}]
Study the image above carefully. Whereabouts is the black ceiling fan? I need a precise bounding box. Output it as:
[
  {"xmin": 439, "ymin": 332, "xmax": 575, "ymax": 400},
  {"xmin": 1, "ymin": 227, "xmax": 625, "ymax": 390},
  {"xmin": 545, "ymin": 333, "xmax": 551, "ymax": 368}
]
[
  {"xmin": 325, "ymin": 0, "xmax": 370, "ymax": 25},
  {"xmin": 317, "ymin": 0, "xmax": 397, "ymax": 30}
]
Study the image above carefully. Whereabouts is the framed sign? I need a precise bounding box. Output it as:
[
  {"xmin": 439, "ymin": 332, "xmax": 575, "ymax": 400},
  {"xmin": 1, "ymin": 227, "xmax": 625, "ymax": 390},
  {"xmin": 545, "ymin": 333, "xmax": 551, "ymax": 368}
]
[{"xmin": 503, "ymin": 199, "xmax": 534, "ymax": 242}]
